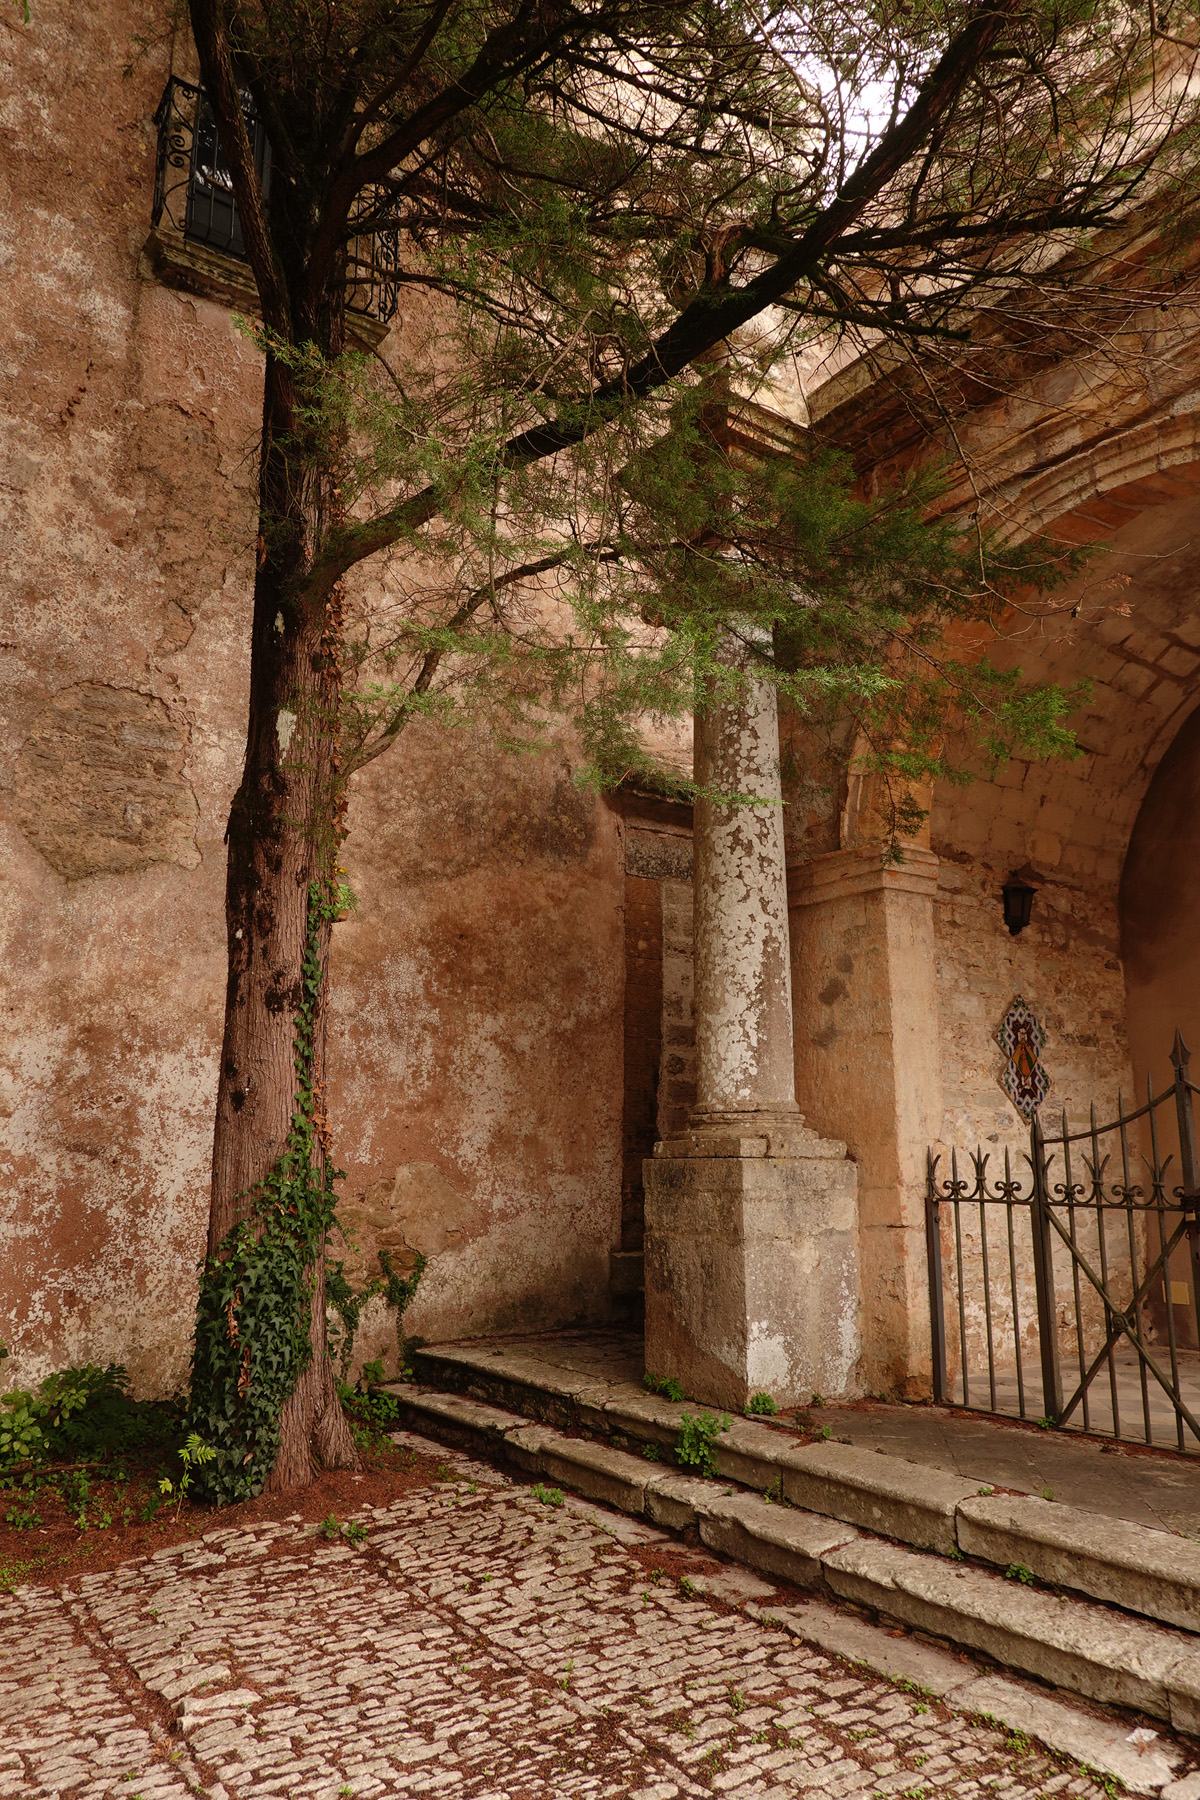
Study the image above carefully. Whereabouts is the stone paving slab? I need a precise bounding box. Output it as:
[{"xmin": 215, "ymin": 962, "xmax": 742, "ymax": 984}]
[
  {"xmin": 746, "ymin": 1600, "xmax": 1188, "ymax": 1795},
  {"xmin": 821, "ymin": 1537, "xmax": 1199, "ymax": 1721},
  {"xmin": 3, "ymin": 1436, "xmax": 1198, "ymax": 1798}
]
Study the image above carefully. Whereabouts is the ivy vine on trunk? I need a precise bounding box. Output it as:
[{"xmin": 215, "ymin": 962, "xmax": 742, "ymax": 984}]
[{"xmin": 191, "ymin": 878, "xmax": 353, "ymax": 1503}]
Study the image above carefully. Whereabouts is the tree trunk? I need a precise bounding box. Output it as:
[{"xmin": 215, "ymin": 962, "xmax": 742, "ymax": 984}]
[{"xmin": 204, "ymin": 348, "xmax": 359, "ymax": 1493}]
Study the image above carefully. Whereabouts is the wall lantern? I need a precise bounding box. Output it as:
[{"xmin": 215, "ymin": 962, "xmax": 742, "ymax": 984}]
[{"xmin": 1002, "ymin": 874, "xmax": 1037, "ymax": 937}]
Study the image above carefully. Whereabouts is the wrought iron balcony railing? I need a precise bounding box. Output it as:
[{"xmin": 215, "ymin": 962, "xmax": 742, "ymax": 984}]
[{"xmin": 151, "ymin": 76, "xmax": 399, "ymax": 328}]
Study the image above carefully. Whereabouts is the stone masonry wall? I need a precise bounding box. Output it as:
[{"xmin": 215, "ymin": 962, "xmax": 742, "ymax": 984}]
[{"xmin": 0, "ymin": 0, "xmax": 624, "ymax": 1394}]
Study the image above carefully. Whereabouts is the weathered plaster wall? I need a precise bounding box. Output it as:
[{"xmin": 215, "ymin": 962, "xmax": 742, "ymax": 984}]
[
  {"xmin": 328, "ymin": 734, "xmax": 624, "ymax": 1370},
  {"xmin": 0, "ymin": 0, "xmax": 624, "ymax": 1394},
  {"xmin": 0, "ymin": 0, "xmax": 262, "ymax": 1394}
]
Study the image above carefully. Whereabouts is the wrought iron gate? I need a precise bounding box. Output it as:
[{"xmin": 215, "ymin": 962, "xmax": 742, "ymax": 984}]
[{"xmin": 925, "ymin": 1032, "xmax": 1200, "ymax": 1450}]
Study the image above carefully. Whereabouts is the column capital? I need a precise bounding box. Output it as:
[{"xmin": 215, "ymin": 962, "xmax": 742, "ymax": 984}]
[{"xmin": 789, "ymin": 842, "xmax": 940, "ymax": 909}]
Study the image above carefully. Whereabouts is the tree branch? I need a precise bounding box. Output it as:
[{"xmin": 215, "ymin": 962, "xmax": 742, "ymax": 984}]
[
  {"xmin": 303, "ymin": 0, "xmax": 1026, "ymax": 601},
  {"xmin": 188, "ymin": 0, "xmax": 292, "ymax": 335}
]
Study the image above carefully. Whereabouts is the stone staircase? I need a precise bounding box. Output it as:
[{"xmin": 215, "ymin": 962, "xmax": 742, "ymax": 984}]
[{"xmin": 382, "ymin": 1336, "xmax": 1200, "ymax": 1761}]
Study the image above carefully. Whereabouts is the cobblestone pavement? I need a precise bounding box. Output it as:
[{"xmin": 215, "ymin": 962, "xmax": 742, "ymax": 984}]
[{"xmin": 0, "ymin": 1440, "xmax": 1138, "ymax": 1800}]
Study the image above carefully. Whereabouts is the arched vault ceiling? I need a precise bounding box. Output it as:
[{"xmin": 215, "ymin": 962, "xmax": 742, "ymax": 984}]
[{"xmin": 932, "ymin": 470, "xmax": 1200, "ymax": 885}]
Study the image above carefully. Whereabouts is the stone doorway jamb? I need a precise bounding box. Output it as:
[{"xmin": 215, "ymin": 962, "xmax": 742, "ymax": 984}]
[{"xmin": 790, "ymin": 841, "xmax": 943, "ymax": 1398}]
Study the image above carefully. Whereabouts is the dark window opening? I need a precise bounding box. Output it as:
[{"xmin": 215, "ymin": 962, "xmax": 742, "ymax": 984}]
[{"xmin": 151, "ymin": 76, "xmax": 398, "ymax": 324}]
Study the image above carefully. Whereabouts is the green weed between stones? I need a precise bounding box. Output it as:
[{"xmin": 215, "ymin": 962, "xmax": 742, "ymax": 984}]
[
  {"xmin": 746, "ymin": 1391, "xmax": 778, "ymax": 1416},
  {"xmin": 531, "ymin": 1482, "xmax": 565, "ymax": 1507},
  {"xmin": 643, "ymin": 1371, "xmax": 685, "ymax": 1402},
  {"xmin": 318, "ymin": 1513, "xmax": 369, "ymax": 1545},
  {"xmin": 675, "ymin": 1410, "xmax": 731, "ymax": 1477}
]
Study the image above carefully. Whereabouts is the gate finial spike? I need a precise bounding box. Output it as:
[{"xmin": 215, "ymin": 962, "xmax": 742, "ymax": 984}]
[{"xmin": 1174, "ymin": 1030, "xmax": 1191, "ymax": 1073}]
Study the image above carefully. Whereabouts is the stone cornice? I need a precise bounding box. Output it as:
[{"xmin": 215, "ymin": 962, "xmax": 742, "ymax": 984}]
[{"xmin": 789, "ymin": 841, "xmax": 940, "ymax": 907}]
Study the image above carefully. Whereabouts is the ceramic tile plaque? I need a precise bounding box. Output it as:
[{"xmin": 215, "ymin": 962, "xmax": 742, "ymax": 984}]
[{"xmin": 995, "ymin": 995, "xmax": 1050, "ymax": 1121}]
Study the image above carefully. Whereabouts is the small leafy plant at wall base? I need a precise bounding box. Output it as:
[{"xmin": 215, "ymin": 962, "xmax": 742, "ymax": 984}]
[
  {"xmin": 531, "ymin": 1483, "xmax": 565, "ymax": 1507},
  {"xmin": 674, "ymin": 1411, "xmax": 731, "ymax": 1478},
  {"xmin": 746, "ymin": 1392, "xmax": 777, "ymax": 1416},
  {"xmin": 338, "ymin": 1359, "xmax": 405, "ymax": 1449},
  {"xmin": 159, "ymin": 1435, "xmax": 217, "ymax": 1519},
  {"xmin": 0, "ymin": 1349, "xmax": 177, "ymax": 1473},
  {"xmin": 643, "ymin": 1372, "xmax": 685, "ymax": 1402}
]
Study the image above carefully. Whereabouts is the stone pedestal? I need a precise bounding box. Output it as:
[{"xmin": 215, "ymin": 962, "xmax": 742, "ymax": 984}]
[
  {"xmin": 644, "ymin": 655, "xmax": 861, "ymax": 1409},
  {"xmin": 790, "ymin": 842, "xmax": 943, "ymax": 1397},
  {"xmin": 644, "ymin": 1122, "xmax": 859, "ymax": 1410}
]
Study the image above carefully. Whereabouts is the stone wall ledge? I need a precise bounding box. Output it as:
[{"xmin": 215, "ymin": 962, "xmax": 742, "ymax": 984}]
[
  {"xmin": 403, "ymin": 1343, "xmax": 1200, "ymax": 1648},
  {"xmin": 384, "ymin": 1377, "xmax": 1200, "ymax": 1749},
  {"xmin": 652, "ymin": 1129, "xmax": 849, "ymax": 1160}
]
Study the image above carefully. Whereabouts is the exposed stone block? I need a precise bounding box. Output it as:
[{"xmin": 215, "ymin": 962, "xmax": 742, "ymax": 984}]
[
  {"xmin": 821, "ymin": 1537, "xmax": 1186, "ymax": 1717},
  {"xmin": 536, "ymin": 1437, "xmax": 650, "ymax": 1514},
  {"xmin": 644, "ymin": 1472, "xmax": 725, "ymax": 1530},
  {"xmin": 780, "ymin": 1442, "xmax": 977, "ymax": 1554},
  {"xmin": 644, "ymin": 1144, "xmax": 859, "ymax": 1412},
  {"xmin": 389, "ymin": 1388, "xmax": 532, "ymax": 1454},
  {"xmin": 699, "ymin": 1492, "xmax": 856, "ymax": 1588},
  {"xmin": 13, "ymin": 682, "xmax": 200, "ymax": 879},
  {"xmin": 957, "ymin": 1493, "xmax": 1200, "ymax": 1633},
  {"xmin": 503, "ymin": 1424, "xmax": 561, "ymax": 1474},
  {"xmin": 603, "ymin": 1389, "xmax": 683, "ymax": 1450},
  {"xmin": 713, "ymin": 1417, "xmax": 793, "ymax": 1491}
]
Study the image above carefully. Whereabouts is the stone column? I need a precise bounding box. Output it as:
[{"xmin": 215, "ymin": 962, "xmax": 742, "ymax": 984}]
[
  {"xmin": 692, "ymin": 677, "xmax": 800, "ymax": 1129},
  {"xmin": 643, "ymin": 661, "xmax": 860, "ymax": 1411}
]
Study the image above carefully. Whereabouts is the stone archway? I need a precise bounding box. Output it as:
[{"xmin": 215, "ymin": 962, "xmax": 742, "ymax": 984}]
[
  {"xmin": 787, "ymin": 455, "xmax": 1200, "ymax": 1395},
  {"xmin": 1120, "ymin": 699, "xmax": 1200, "ymax": 1350},
  {"xmin": 1121, "ymin": 700, "xmax": 1200, "ymax": 1078}
]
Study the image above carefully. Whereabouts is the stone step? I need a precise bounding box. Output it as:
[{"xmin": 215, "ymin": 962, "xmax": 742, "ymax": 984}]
[
  {"xmin": 408, "ymin": 1340, "xmax": 1200, "ymax": 1639},
  {"xmin": 823, "ymin": 1536, "xmax": 1200, "ymax": 1732},
  {"xmin": 384, "ymin": 1381, "xmax": 1200, "ymax": 1734}
]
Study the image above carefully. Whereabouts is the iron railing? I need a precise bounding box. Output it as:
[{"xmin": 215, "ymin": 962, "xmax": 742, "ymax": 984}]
[
  {"xmin": 151, "ymin": 76, "xmax": 399, "ymax": 325},
  {"xmin": 926, "ymin": 1032, "xmax": 1200, "ymax": 1451}
]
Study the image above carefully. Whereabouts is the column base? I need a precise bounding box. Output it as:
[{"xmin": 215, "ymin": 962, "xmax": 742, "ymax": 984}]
[{"xmin": 643, "ymin": 1126, "xmax": 861, "ymax": 1412}]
